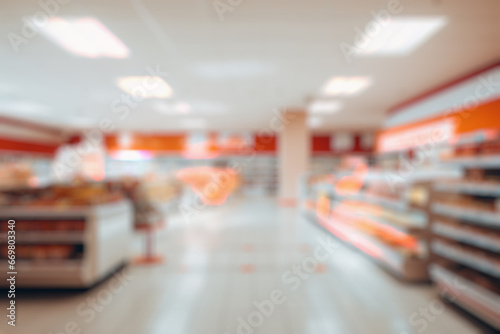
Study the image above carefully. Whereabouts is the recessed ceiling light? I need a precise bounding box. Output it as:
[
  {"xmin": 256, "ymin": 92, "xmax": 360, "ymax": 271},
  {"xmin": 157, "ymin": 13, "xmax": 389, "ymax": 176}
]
[
  {"xmin": 307, "ymin": 116, "xmax": 323, "ymax": 128},
  {"xmin": 117, "ymin": 76, "xmax": 173, "ymax": 98},
  {"xmin": 37, "ymin": 17, "xmax": 129, "ymax": 58},
  {"xmin": 322, "ymin": 77, "xmax": 372, "ymax": 96},
  {"xmin": 355, "ymin": 17, "xmax": 448, "ymax": 56},
  {"xmin": 308, "ymin": 100, "xmax": 343, "ymax": 114}
]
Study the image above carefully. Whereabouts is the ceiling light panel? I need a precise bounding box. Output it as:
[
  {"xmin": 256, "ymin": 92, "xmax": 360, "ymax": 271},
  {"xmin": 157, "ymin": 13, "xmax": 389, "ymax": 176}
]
[
  {"xmin": 307, "ymin": 116, "xmax": 323, "ymax": 128},
  {"xmin": 355, "ymin": 17, "xmax": 448, "ymax": 56},
  {"xmin": 154, "ymin": 101, "xmax": 190, "ymax": 114},
  {"xmin": 37, "ymin": 17, "xmax": 129, "ymax": 58},
  {"xmin": 322, "ymin": 77, "xmax": 372, "ymax": 96},
  {"xmin": 308, "ymin": 100, "xmax": 343, "ymax": 114},
  {"xmin": 192, "ymin": 60, "xmax": 275, "ymax": 79},
  {"xmin": 117, "ymin": 76, "xmax": 173, "ymax": 98}
]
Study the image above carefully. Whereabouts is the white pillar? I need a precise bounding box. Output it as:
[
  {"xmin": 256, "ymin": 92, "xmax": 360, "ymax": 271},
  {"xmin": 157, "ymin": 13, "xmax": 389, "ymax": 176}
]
[{"xmin": 278, "ymin": 110, "xmax": 309, "ymax": 206}]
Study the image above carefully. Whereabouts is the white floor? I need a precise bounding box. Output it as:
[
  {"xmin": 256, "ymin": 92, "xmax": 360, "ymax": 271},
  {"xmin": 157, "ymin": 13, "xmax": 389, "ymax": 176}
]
[{"xmin": 2, "ymin": 198, "xmax": 488, "ymax": 334}]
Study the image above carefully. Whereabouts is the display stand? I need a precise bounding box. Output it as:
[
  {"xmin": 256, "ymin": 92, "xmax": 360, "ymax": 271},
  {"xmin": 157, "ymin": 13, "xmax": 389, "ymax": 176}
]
[
  {"xmin": 0, "ymin": 200, "xmax": 133, "ymax": 288},
  {"xmin": 301, "ymin": 169, "xmax": 460, "ymax": 282}
]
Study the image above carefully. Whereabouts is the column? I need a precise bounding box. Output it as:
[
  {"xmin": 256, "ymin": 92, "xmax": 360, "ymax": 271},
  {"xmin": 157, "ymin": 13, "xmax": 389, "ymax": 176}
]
[{"xmin": 278, "ymin": 110, "xmax": 309, "ymax": 206}]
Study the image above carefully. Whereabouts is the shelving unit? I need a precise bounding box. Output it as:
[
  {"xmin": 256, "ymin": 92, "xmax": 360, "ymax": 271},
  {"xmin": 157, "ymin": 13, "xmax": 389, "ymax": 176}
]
[
  {"xmin": 0, "ymin": 200, "xmax": 133, "ymax": 288},
  {"xmin": 431, "ymin": 264, "xmax": 500, "ymax": 330},
  {"xmin": 430, "ymin": 130, "xmax": 500, "ymax": 330},
  {"xmin": 301, "ymin": 168, "xmax": 452, "ymax": 282},
  {"xmin": 239, "ymin": 156, "xmax": 278, "ymax": 195}
]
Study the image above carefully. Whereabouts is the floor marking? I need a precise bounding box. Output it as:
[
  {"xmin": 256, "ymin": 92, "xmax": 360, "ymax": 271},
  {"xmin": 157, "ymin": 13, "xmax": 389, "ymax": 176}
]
[
  {"xmin": 239, "ymin": 264, "xmax": 255, "ymax": 273},
  {"xmin": 315, "ymin": 263, "xmax": 327, "ymax": 273}
]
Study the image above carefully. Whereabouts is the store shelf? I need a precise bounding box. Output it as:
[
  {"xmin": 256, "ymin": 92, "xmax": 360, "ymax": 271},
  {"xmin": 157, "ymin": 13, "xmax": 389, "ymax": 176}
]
[
  {"xmin": 442, "ymin": 155, "xmax": 500, "ymax": 168},
  {"xmin": 430, "ymin": 264, "xmax": 500, "ymax": 330},
  {"xmin": 336, "ymin": 207, "xmax": 426, "ymax": 235},
  {"xmin": 0, "ymin": 206, "xmax": 89, "ymax": 218},
  {"xmin": 432, "ymin": 203, "xmax": 500, "ymax": 228},
  {"xmin": 367, "ymin": 214, "xmax": 426, "ymax": 234},
  {"xmin": 14, "ymin": 259, "xmax": 83, "ymax": 269},
  {"xmin": 434, "ymin": 182, "xmax": 500, "ymax": 197},
  {"xmin": 307, "ymin": 209, "xmax": 428, "ymax": 281},
  {"xmin": 339, "ymin": 192, "xmax": 408, "ymax": 211},
  {"xmin": 432, "ymin": 221, "xmax": 500, "ymax": 253},
  {"xmin": 1, "ymin": 260, "xmax": 89, "ymax": 288},
  {"xmin": 454, "ymin": 129, "xmax": 500, "ymax": 146},
  {"xmin": 0, "ymin": 231, "xmax": 85, "ymax": 244},
  {"xmin": 432, "ymin": 241, "xmax": 500, "ymax": 278}
]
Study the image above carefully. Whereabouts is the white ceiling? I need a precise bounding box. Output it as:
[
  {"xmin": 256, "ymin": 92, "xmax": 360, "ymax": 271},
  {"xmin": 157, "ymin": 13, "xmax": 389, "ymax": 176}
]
[{"xmin": 0, "ymin": 0, "xmax": 499, "ymax": 132}]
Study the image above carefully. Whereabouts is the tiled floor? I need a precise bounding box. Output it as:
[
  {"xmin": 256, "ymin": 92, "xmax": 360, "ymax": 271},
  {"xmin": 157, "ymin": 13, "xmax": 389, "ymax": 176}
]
[{"xmin": 2, "ymin": 198, "xmax": 487, "ymax": 334}]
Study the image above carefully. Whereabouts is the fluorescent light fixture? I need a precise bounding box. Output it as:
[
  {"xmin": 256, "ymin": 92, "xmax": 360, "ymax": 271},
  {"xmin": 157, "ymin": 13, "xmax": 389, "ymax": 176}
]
[
  {"xmin": 322, "ymin": 77, "xmax": 372, "ymax": 96},
  {"xmin": 37, "ymin": 17, "xmax": 129, "ymax": 58},
  {"xmin": 308, "ymin": 100, "xmax": 343, "ymax": 114},
  {"xmin": 117, "ymin": 76, "xmax": 173, "ymax": 98},
  {"xmin": 155, "ymin": 100, "xmax": 227, "ymax": 114},
  {"xmin": 307, "ymin": 116, "xmax": 323, "ymax": 128},
  {"xmin": 355, "ymin": 17, "xmax": 448, "ymax": 56}
]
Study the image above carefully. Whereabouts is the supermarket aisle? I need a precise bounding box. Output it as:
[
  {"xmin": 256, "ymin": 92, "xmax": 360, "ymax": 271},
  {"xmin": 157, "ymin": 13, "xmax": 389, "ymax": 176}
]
[{"xmin": 5, "ymin": 198, "xmax": 484, "ymax": 334}]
